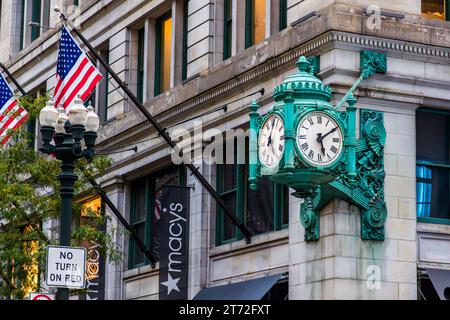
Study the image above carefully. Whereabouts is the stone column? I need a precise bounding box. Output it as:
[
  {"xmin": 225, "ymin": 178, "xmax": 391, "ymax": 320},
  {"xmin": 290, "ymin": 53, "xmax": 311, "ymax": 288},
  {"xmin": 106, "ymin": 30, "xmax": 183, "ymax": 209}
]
[
  {"xmin": 289, "ymin": 198, "xmax": 417, "ymax": 299},
  {"xmin": 101, "ymin": 176, "xmax": 126, "ymax": 300},
  {"xmin": 187, "ymin": 141, "xmax": 211, "ymax": 299}
]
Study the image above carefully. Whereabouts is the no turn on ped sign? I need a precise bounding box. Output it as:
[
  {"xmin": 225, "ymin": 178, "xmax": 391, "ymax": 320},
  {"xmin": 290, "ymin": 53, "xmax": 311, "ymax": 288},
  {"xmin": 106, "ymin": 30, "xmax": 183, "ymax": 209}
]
[{"xmin": 46, "ymin": 245, "xmax": 87, "ymax": 289}]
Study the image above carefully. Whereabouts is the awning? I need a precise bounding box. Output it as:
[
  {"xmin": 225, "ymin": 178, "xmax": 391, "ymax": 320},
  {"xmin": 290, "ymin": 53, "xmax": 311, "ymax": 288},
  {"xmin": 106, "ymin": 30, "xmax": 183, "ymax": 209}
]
[
  {"xmin": 193, "ymin": 273, "xmax": 284, "ymax": 300},
  {"xmin": 426, "ymin": 268, "xmax": 450, "ymax": 300}
]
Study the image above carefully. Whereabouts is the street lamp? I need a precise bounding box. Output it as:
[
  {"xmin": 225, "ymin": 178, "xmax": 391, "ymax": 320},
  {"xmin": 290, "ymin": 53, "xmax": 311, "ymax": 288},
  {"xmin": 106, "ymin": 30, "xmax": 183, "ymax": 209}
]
[{"xmin": 39, "ymin": 96, "xmax": 100, "ymax": 300}]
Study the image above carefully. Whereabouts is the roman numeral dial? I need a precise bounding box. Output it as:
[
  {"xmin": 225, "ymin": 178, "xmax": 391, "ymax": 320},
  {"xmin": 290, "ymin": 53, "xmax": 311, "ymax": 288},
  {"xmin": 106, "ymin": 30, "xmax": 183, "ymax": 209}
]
[
  {"xmin": 258, "ymin": 114, "xmax": 285, "ymax": 168},
  {"xmin": 296, "ymin": 111, "xmax": 344, "ymax": 167}
]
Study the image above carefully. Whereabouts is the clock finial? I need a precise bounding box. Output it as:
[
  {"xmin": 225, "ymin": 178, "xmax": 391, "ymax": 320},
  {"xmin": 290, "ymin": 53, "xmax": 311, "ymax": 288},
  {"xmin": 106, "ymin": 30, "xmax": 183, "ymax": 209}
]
[{"xmin": 296, "ymin": 56, "xmax": 310, "ymax": 72}]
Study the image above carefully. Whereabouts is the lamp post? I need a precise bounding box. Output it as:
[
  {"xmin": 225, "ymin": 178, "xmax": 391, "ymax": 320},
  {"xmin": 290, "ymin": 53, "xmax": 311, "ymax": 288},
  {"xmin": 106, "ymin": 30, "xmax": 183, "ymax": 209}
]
[{"xmin": 39, "ymin": 96, "xmax": 100, "ymax": 300}]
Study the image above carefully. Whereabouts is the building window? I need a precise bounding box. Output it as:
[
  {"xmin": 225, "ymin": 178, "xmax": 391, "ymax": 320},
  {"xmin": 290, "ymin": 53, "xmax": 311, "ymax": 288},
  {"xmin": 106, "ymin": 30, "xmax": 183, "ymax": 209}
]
[
  {"xmin": 422, "ymin": 0, "xmax": 449, "ymax": 20},
  {"xmin": 19, "ymin": 0, "xmax": 50, "ymax": 50},
  {"xmin": 155, "ymin": 12, "xmax": 172, "ymax": 96},
  {"xmin": 128, "ymin": 165, "xmax": 186, "ymax": 269},
  {"xmin": 137, "ymin": 27, "xmax": 145, "ymax": 103},
  {"xmin": 97, "ymin": 46, "xmax": 109, "ymax": 123},
  {"xmin": 416, "ymin": 108, "xmax": 450, "ymax": 224},
  {"xmin": 182, "ymin": 1, "xmax": 188, "ymax": 81},
  {"xmin": 30, "ymin": 0, "xmax": 41, "ymax": 42},
  {"xmin": 245, "ymin": 0, "xmax": 266, "ymax": 48},
  {"xmin": 223, "ymin": 0, "xmax": 233, "ymax": 60},
  {"xmin": 279, "ymin": 0, "xmax": 287, "ymax": 31},
  {"xmin": 216, "ymin": 140, "xmax": 288, "ymax": 245}
]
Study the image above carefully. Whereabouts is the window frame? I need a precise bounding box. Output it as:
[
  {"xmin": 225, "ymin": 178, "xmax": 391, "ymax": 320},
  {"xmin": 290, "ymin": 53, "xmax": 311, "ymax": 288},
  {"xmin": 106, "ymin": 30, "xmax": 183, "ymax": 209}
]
[
  {"xmin": 416, "ymin": 107, "xmax": 450, "ymax": 225},
  {"xmin": 128, "ymin": 165, "xmax": 186, "ymax": 269}
]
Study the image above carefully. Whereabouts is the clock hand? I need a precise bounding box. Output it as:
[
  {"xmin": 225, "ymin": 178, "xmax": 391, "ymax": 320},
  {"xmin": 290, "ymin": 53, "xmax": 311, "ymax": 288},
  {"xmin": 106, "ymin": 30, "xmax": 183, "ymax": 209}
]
[
  {"xmin": 316, "ymin": 133, "xmax": 325, "ymax": 155},
  {"xmin": 268, "ymin": 120, "xmax": 278, "ymax": 146},
  {"xmin": 317, "ymin": 127, "xmax": 337, "ymax": 142}
]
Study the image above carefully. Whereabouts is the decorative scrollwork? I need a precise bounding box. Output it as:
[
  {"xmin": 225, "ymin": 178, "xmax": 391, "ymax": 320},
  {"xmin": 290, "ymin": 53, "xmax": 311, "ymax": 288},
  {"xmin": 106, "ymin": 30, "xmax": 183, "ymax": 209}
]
[
  {"xmin": 299, "ymin": 187, "xmax": 320, "ymax": 241},
  {"xmin": 360, "ymin": 51, "xmax": 387, "ymax": 79}
]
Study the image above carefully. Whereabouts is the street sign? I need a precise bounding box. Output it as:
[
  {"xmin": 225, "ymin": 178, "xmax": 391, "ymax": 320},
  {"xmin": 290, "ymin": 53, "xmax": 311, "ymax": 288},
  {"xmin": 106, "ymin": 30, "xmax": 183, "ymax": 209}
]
[
  {"xmin": 46, "ymin": 245, "xmax": 87, "ymax": 289},
  {"xmin": 29, "ymin": 292, "xmax": 55, "ymax": 300}
]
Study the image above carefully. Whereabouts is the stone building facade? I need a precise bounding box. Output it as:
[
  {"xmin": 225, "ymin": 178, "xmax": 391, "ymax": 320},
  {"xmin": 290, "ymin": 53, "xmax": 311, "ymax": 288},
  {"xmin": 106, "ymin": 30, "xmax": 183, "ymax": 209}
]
[{"xmin": 1, "ymin": 0, "xmax": 449, "ymax": 300}]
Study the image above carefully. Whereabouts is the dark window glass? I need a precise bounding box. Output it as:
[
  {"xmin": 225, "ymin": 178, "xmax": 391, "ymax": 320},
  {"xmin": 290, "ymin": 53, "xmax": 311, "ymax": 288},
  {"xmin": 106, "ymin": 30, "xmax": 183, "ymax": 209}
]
[
  {"xmin": 247, "ymin": 176, "xmax": 274, "ymax": 234},
  {"xmin": 279, "ymin": 0, "xmax": 287, "ymax": 31},
  {"xmin": 133, "ymin": 178, "xmax": 147, "ymax": 223},
  {"xmin": 418, "ymin": 274, "xmax": 441, "ymax": 300},
  {"xmin": 222, "ymin": 191, "xmax": 237, "ymax": 240},
  {"xmin": 137, "ymin": 27, "xmax": 145, "ymax": 103},
  {"xmin": 416, "ymin": 109, "xmax": 450, "ymax": 221},
  {"xmin": 223, "ymin": 0, "xmax": 232, "ymax": 60},
  {"xmin": 216, "ymin": 139, "xmax": 289, "ymax": 246},
  {"xmin": 416, "ymin": 111, "xmax": 449, "ymax": 163},
  {"xmin": 133, "ymin": 223, "xmax": 145, "ymax": 265},
  {"xmin": 262, "ymin": 279, "xmax": 288, "ymax": 300},
  {"xmin": 31, "ymin": 0, "xmax": 42, "ymax": 42}
]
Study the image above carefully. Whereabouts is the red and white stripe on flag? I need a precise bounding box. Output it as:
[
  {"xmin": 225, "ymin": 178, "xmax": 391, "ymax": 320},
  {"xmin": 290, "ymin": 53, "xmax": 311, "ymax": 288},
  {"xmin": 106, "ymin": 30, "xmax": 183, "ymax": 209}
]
[
  {"xmin": 0, "ymin": 73, "xmax": 28, "ymax": 146},
  {"xmin": 53, "ymin": 26, "xmax": 102, "ymax": 109}
]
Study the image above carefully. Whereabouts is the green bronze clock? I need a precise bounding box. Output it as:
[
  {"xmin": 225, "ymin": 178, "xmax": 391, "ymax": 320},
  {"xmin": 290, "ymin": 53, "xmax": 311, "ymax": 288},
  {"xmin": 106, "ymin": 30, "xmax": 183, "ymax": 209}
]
[{"xmin": 249, "ymin": 51, "xmax": 388, "ymax": 241}]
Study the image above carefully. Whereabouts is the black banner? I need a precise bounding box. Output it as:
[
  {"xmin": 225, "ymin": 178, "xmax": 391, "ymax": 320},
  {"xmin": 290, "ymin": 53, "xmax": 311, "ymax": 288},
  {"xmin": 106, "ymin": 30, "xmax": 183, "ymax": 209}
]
[{"xmin": 159, "ymin": 185, "xmax": 191, "ymax": 300}]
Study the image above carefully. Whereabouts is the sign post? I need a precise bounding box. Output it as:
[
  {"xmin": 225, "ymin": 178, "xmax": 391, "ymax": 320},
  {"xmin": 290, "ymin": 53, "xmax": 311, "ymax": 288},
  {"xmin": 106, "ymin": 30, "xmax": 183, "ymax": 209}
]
[{"xmin": 46, "ymin": 245, "xmax": 87, "ymax": 289}]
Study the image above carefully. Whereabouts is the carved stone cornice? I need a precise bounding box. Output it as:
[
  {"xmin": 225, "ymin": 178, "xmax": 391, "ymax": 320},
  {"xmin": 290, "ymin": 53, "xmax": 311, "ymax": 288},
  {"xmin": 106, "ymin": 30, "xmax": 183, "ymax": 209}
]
[{"xmin": 97, "ymin": 28, "xmax": 450, "ymax": 151}]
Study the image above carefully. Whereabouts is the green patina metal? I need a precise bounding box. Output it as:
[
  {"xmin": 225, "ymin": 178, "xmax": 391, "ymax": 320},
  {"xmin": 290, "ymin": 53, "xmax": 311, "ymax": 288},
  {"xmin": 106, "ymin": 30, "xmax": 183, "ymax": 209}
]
[{"xmin": 249, "ymin": 51, "xmax": 387, "ymax": 241}]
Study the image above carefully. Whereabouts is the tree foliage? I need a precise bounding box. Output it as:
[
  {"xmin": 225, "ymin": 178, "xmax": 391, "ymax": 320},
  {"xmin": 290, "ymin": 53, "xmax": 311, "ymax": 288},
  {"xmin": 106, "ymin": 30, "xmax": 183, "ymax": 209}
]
[{"xmin": 0, "ymin": 96, "xmax": 121, "ymax": 299}]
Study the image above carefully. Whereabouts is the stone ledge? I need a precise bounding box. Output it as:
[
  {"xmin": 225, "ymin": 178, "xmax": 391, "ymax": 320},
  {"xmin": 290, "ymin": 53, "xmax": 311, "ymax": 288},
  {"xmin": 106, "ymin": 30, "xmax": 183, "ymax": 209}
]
[
  {"xmin": 123, "ymin": 262, "xmax": 160, "ymax": 282},
  {"xmin": 210, "ymin": 228, "xmax": 289, "ymax": 259}
]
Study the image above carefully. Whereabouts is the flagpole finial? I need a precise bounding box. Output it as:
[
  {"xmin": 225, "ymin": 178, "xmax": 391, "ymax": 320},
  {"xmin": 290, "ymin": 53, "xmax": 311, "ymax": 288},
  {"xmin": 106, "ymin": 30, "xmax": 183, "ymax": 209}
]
[{"xmin": 54, "ymin": 6, "xmax": 61, "ymax": 13}]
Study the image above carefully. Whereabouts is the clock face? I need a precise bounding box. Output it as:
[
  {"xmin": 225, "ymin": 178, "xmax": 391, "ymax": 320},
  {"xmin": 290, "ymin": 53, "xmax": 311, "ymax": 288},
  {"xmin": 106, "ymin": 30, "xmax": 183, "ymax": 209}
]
[
  {"xmin": 258, "ymin": 114, "xmax": 285, "ymax": 168},
  {"xmin": 296, "ymin": 111, "xmax": 344, "ymax": 167}
]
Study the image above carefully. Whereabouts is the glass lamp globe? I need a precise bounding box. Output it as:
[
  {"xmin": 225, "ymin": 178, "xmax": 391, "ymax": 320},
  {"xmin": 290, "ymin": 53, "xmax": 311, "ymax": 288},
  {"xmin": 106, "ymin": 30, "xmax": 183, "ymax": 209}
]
[
  {"xmin": 55, "ymin": 106, "xmax": 69, "ymax": 133},
  {"xmin": 39, "ymin": 99, "xmax": 59, "ymax": 128},
  {"xmin": 85, "ymin": 102, "xmax": 100, "ymax": 132},
  {"xmin": 68, "ymin": 96, "xmax": 88, "ymax": 126}
]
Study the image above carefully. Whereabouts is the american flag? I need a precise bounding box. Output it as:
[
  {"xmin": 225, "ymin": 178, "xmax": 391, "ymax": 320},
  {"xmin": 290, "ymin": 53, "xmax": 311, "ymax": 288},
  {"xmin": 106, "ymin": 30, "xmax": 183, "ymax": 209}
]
[
  {"xmin": 53, "ymin": 26, "xmax": 102, "ymax": 109},
  {"xmin": 0, "ymin": 72, "xmax": 28, "ymax": 145}
]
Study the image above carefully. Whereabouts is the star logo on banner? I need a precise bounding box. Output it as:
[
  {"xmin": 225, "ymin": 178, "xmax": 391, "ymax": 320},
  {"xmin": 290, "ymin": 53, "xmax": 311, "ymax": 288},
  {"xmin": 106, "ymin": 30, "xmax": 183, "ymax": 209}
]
[
  {"xmin": 163, "ymin": 207, "xmax": 167, "ymax": 213},
  {"xmin": 161, "ymin": 274, "xmax": 180, "ymax": 295}
]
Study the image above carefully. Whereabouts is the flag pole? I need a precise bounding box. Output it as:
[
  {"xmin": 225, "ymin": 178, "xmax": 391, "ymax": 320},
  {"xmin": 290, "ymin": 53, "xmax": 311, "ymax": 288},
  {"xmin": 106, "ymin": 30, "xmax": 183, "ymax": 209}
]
[
  {"xmin": 0, "ymin": 63, "xmax": 27, "ymax": 96},
  {"xmin": 0, "ymin": 57, "xmax": 158, "ymax": 266},
  {"xmin": 56, "ymin": 9, "xmax": 253, "ymax": 243}
]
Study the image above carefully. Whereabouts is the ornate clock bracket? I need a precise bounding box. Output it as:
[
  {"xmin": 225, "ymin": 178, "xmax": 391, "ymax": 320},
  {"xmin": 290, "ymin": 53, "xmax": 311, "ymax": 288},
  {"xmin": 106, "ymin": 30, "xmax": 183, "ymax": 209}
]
[{"xmin": 297, "ymin": 186, "xmax": 321, "ymax": 241}]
